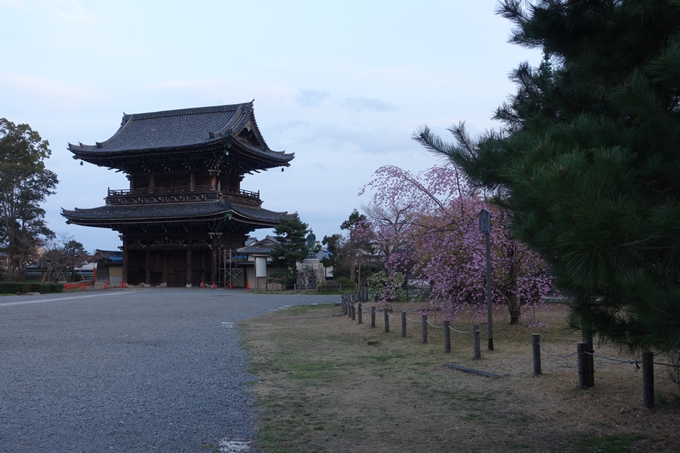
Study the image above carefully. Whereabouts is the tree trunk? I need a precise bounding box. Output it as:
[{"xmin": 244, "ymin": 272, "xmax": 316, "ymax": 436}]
[
  {"xmin": 508, "ymin": 292, "xmax": 520, "ymax": 325},
  {"xmin": 507, "ymin": 244, "xmax": 520, "ymax": 324},
  {"xmin": 349, "ymin": 236, "xmax": 356, "ymax": 283}
]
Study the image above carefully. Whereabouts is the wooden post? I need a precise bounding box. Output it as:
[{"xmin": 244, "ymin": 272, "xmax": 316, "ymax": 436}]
[
  {"xmin": 421, "ymin": 314, "xmax": 428, "ymax": 344},
  {"xmin": 384, "ymin": 310, "xmax": 389, "ymax": 333},
  {"xmin": 358, "ymin": 303, "xmax": 363, "ymax": 324},
  {"xmin": 532, "ymin": 333, "xmax": 542, "ymax": 376},
  {"xmin": 473, "ymin": 325, "xmax": 481, "ymax": 359},
  {"xmin": 577, "ymin": 342, "xmax": 591, "ymax": 389},
  {"xmin": 642, "ymin": 351, "xmax": 654, "ymax": 409},
  {"xmin": 586, "ymin": 343, "xmax": 595, "ymax": 388},
  {"xmin": 485, "ymin": 232, "xmax": 493, "ymax": 351},
  {"xmin": 444, "ymin": 321, "xmax": 451, "ymax": 353},
  {"xmin": 351, "ymin": 303, "xmax": 355, "ymax": 321},
  {"xmin": 401, "ymin": 311, "xmax": 407, "ymax": 338},
  {"xmin": 371, "ymin": 306, "xmax": 376, "ymax": 328}
]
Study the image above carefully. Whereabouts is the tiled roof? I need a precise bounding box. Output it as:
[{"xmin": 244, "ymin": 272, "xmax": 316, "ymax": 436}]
[
  {"xmin": 68, "ymin": 102, "xmax": 293, "ymax": 163},
  {"xmin": 237, "ymin": 245, "xmax": 276, "ymax": 254},
  {"xmin": 61, "ymin": 200, "xmax": 284, "ymax": 226}
]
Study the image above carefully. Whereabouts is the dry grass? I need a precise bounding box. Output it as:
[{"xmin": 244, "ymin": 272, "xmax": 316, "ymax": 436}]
[{"xmin": 240, "ymin": 302, "xmax": 680, "ymax": 453}]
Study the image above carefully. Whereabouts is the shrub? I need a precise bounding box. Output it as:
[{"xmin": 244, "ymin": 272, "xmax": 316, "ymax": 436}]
[
  {"xmin": 334, "ymin": 277, "xmax": 355, "ymax": 290},
  {"xmin": 0, "ymin": 282, "xmax": 64, "ymax": 294}
]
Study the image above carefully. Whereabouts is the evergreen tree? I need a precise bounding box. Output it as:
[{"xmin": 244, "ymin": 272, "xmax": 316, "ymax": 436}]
[
  {"xmin": 340, "ymin": 209, "xmax": 368, "ymax": 283},
  {"xmin": 270, "ymin": 213, "xmax": 309, "ymax": 286},
  {"xmin": 321, "ymin": 233, "xmax": 344, "ymax": 275},
  {"xmin": 416, "ymin": 1, "xmax": 680, "ymax": 353},
  {"xmin": 0, "ymin": 119, "xmax": 58, "ymax": 280}
]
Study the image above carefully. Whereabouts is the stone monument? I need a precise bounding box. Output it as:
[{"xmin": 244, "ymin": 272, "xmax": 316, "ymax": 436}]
[{"xmin": 297, "ymin": 230, "xmax": 326, "ymax": 290}]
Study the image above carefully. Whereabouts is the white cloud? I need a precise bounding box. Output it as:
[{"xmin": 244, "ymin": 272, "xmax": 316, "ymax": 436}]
[
  {"xmin": 296, "ymin": 89, "xmax": 330, "ymax": 107},
  {"xmin": 1, "ymin": 0, "xmax": 97, "ymax": 23},
  {"xmin": 45, "ymin": 0, "xmax": 97, "ymax": 23},
  {"xmin": 341, "ymin": 97, "xmax": 398, "ymax": 113},
  {"xmin": 1, "ymin": 74, "xmax": 101, "ymax": 109}
]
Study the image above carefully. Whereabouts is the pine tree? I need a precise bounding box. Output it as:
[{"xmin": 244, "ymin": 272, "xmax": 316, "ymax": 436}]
[
  {"xmin": 270, "ymin": 213, "xmax": 309, "ymax": 286},
  {"xmin": 341, "ymin": 209, "xmax": 368, "ymax": 283},
  {"xmin": 416, "ymin": 0, "xmax": 680, "ymax": 353}
]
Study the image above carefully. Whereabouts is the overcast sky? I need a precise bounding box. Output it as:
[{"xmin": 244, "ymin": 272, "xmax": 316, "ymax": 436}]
[{"xmin": 2, "ymin": 0, "xmax": 540, "ymax": 253}]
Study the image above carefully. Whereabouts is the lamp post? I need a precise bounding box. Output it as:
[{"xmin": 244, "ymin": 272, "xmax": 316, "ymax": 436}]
[{"xmin": 478, "ymin": 208, "xmax": 493, "ymax": 351}]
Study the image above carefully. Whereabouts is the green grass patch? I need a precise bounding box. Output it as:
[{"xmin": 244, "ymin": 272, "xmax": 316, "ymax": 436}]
[{"xmin": 571, "ymin": 434, "xmax": 647, "ymax": 453}]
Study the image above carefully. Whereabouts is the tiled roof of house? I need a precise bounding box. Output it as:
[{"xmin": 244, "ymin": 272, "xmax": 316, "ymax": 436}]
[{"xmin": 237, "ymin": 245, "xmax": 276, "ymax": 254}]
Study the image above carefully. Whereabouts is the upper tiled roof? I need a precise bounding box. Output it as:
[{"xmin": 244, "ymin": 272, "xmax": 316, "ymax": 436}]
[{"xmin": 68, "ymin": 102, "xmax": 293, "ymax": 164}]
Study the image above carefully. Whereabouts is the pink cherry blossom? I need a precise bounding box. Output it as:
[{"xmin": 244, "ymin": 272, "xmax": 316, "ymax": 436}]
[{"xmin": 359, "ymin": 165, "xmax": 552, "ymax": 323}]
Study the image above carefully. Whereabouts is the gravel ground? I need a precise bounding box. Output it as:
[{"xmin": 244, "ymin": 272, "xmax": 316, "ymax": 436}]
[{"xmin": 0, "ymin": 288, "xmax": 338, "ymax": 453}]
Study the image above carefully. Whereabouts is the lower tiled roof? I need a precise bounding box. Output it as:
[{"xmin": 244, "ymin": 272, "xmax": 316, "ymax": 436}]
[{"xmin": 61, "ymin": 200, "xmax": 284, "ymax": 226}]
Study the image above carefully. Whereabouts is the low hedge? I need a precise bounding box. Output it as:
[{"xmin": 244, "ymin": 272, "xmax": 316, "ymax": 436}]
[{"xmin": 0, "ymin": 282, "xmax": 64, "ymax": 294}]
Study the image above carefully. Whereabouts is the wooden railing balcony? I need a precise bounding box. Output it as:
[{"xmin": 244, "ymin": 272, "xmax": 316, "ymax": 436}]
[{"xmin": 105, "ymin": 185, "xmax": 262, "ymax": 207}]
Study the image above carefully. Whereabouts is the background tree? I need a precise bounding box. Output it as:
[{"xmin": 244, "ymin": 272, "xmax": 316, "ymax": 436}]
[
  {"xmin": 270, "ymin": 213, "xmax": 310, "ymax": 287},
  {"xmin": 0, "ymin": 119, "xmax": 58, "ymax": 281},
  {"xmin": 321, "ymin": 233, "xmax": 345, "ymax": 276},
  {"xmin": 42, "ymin": 233, "xmax": 89, "ymax": 282},
  {"xmin": 340, "ymin": 209, "xmax": 368, "ymax": 284},
  {"xmin": 416, "ymin": 1, "xmax": 680, "ymax": 353}
]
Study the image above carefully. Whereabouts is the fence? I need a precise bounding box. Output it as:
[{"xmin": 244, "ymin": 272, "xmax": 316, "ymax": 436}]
[{"xmin": 340, "ymin": 292, "xmax": 675, "ymax": 409}]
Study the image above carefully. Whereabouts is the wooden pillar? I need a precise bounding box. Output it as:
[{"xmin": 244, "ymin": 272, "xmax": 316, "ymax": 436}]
[
  {"xmin": 185, "ymin": 239, "xmax": 193, "ymax": 287},
  {"xmin": 145, "ymin": 248, "xmax": 151, "ymax": 284},
  {"xmin": 122, "ymin": 235, "xmax": 128, "ymax": 284},
  {"xmin": 162, "ymin": 250, "xmax": 168, "ymax": 285},
  {"xmin": 189, "ymin": 172, "xmax": 195, "ymax": 191},
  {"xmin": 200, "ymin": 250, "xmax": 206, "ymax": 283},
  {"xmin": 149, "ymin": 174, "xmax": 155, "ymax": 193},
  {"xmin": 210, "ymin": 233, "xmax": 220, "ymax": 283}
]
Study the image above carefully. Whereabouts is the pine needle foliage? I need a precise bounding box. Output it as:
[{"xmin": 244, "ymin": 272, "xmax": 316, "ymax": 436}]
[
  {"xmin": 415, "ymin": 0, "xmax": 680, "ymax": 354},
  {"xmin": 270, "ymin": 213, "xmax": 310, "ymax": 285}
]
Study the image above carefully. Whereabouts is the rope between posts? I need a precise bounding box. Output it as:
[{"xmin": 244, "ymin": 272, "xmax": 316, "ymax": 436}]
[
  {"xmin": 537, "ymin": 342, "xmax": 578, "ymax": 359},
  {"xmin": 426, "ymin": 320, "xmax": 444, "ymax": 329},
  {"xmin": 537, "ymin": 343, "xmax": 678, "ymax": 368},
  {"xmin": 653, "ymin": 361, "xmax": 680, "ymax": 368},
  {"xmin": 405, "ymin": 316, "xmax": 420, "ymax": 323},
  {"xmin": 586, "ymin": 351, "xmax": 640, "ymax": 367},
  {"xmin": 387, "ymin": 312, "xmax": 400, "ymax": 318},
  {"xmin": 449, "ymin": 326, "xmax": 473, "ymax": 334}
]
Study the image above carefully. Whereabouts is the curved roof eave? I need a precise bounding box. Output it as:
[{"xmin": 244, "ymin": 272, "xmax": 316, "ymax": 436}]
[{"xmin": 60, "ymin": 202, "xmax": 285, "ymax": 226}]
